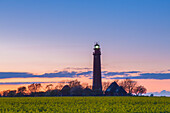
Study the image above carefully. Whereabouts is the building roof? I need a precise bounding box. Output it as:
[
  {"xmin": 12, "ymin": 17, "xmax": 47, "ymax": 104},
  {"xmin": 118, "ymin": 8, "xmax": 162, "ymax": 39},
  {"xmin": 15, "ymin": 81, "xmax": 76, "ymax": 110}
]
[
  {"xmin": 105, "ymin": 81, "xmax": 127, "ymax": 96},
  {"xmin": 106, "ymin": 81, "xmax": 119, "ymax": 92}
]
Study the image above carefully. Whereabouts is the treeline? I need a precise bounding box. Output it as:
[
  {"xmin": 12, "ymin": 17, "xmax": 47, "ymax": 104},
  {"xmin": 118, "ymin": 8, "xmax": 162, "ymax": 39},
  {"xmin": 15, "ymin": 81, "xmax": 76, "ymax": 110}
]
[{"xmin": 0, "ymin": 79, "xmax": 147, "ymax": 97}]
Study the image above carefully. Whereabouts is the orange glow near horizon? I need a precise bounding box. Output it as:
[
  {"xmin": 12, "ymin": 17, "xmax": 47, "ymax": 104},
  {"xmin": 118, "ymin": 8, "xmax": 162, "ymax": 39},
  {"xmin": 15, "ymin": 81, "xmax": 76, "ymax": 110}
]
[{"xmin": 0, "ymin": 76, "xmax": 169, "ymax": 93}]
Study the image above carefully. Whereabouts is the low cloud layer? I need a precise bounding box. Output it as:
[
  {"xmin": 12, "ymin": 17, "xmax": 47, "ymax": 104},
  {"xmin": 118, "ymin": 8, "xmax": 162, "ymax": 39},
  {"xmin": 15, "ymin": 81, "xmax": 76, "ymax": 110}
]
[
  {"xmin": 0, "ymin": 71, "xmax": 169, "ymax": 80},
  {"xmin": 112, "ymin": 73, "xmax": 170, "ymax": 80},
  {"xmin": 0, "ymin": 71, "xmax": 92, "ymax": 79},
  {"xmin": 103, "ymin": 71, "xmax": 140, "ymax": 77},
  {"xmin": 0, "ymin": 82, "xmax": 57, "ymax": 85},
  {"xmin": 0, "ymin": 72, "xmax": 36, "ymax": 79},
  {"xmin": 64, "ymin": 67, "xmax": 92, "ymax": 70}
]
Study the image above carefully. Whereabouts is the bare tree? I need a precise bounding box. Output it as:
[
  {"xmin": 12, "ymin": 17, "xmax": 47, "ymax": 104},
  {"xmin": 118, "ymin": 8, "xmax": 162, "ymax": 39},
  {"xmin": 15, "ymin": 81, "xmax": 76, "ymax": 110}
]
[
  {"xmin": 18, "ymin": 86, "xmax": 27, "ymax": 94},
  {"xmin": 119, "ymin": 79, "xmax": 137, "ymax": 94},
  {"xmin": 133, "ymin": 85, "xmax": 147, "ymax": 96},
  {"xmin": 28, "ymin": 83, "xmax": 42, "ymax": 93},
  {"xmin": 102, "ymin": 82, "xmax": 111, "ymax": 91},
  {"xmin": 46, "ymin": 84, "xmax": 53, "ymax": 91},
  {"xmin": 55, "ymin": 83, "xmax": 64, "ymax": 90},
  {"xmin": 3, "ymin": 90, "xmax": 10, "ymax": 97},
  {"xmin": 68, "ymin": 79, "xmax": 81, "ymax": 88}
]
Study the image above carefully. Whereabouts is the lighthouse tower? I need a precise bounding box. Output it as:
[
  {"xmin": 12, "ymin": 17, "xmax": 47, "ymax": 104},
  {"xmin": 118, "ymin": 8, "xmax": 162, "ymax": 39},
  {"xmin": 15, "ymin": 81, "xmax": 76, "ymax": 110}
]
[{"xmin": 92, "ymin": 43, "xmax": 102, "ymax": 91}]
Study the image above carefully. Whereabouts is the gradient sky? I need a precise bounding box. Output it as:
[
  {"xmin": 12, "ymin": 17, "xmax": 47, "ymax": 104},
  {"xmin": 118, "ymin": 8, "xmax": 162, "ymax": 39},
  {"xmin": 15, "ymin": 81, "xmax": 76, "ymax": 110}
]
[{"xmin": 0, "ymin": 0, "xmax": 170, "ymax": 92}]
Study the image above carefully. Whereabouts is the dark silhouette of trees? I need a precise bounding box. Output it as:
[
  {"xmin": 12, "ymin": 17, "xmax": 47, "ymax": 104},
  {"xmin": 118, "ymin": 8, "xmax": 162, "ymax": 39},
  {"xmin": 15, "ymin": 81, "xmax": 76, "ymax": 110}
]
[
  {"xmin": 55, "ymin": 83, "xmax": 64, "ymax": 90},
  {"xmin": 82, "ymin": 87, "xmax": 94, "ymax": 96},
  {"xmin": 49, "ymin": 89, "xmax": 61, "ymax": 96},
  {"xmin": 28, "ymin": 83, "xmax": 42, "ymax": 93},
  {"xmin": 45, "ymin": 84, "xmax": 62, "ymax": 96},
  {"xmin": 16, "ymin": 86, "xmax": 27, "ymax": 96},
  {"xmin": 68, "ymin": 79, "xmax": 81, "ymax": 88},
  {"xmin": 70, "ymin": 86, "xmax": 83, "ymax": 96},
  {"xmin": 133, "ymin": 85, "xmax": 147, "ymax": 96},
  {"xmin": 7, "ymin": 90, "xmax": 16, "ymax": 97},
  {"xmin": 3, "ymin": 90, "xmax": 10, "ymax": 97},
  {"xmin": 46, "ymin": 84, "xmax": 53, "ymax": 91},
  {"xmin": 2, "ymin": 90, "xmax": 17, "ymax": 97},
  {"xmin": 86, "ymin": 85, "xmax": 92, "ymax": 89},
  {"xmin": 18, "ymin": 86, "xmax": 27, "ymax": 93},
  {"xmin": 150, "ymin": 94, "xmax": 154, "ymax": 97},
  {"xmin": 1, "ymin": 79, "xmax": 147, "ymax": 97},
  {"xmin": 61, "ymin": 85, "xmax": 70, "ymax": 96},
  {"xmin": 119, "ymin": 79, "xmax": 137, "ymax": 94}
]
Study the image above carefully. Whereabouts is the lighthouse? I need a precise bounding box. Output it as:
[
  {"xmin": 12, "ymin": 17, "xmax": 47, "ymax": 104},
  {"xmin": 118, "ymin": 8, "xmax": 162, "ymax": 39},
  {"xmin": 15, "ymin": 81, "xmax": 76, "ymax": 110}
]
[{"xmin": 92, "ymin": 43, "xmax": 102, "ymax": 91}]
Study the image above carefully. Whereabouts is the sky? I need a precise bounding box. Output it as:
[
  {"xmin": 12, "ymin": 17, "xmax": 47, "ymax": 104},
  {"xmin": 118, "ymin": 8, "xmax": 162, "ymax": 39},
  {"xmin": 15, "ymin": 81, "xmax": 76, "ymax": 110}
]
[{"xmin": 0, "ymin": 0, "xmax": 170, "ymax": 93}]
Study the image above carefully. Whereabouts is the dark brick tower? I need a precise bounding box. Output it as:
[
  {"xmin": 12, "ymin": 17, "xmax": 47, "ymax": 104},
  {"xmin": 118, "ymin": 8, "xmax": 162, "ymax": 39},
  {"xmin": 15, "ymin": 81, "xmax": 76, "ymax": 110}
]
[{"xmin": 93, "ymin": 43, "xmax": 102, "ymax": 91}]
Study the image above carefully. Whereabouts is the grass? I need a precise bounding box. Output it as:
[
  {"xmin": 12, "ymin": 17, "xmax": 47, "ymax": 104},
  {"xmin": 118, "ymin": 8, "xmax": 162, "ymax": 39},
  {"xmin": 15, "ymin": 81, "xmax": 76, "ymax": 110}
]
[{"xmin": 0, "ymin": 96, "xmax": 169, "ymax": 113}]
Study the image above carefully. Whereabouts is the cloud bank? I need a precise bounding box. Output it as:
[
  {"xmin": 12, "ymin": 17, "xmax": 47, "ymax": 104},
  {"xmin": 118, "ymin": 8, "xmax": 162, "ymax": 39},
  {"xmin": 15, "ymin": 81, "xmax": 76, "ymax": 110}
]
[
  {"xmin": 0, "ymin": 82, "xmax": 57, "ymax": 85},
  {"xmin": 111, "ymin": 73, "xmax": 170, "ymax": 80},
  {"xmin": 0, "ymin": 71, "xmax": 92, "ymax": 79},
  {"xmin": 0, "ymin": 71, "xmax": 169, "ymax": 80},
  {"xmin": 103, "ymin": 71, "xmax": 140, "ymax": 77}
]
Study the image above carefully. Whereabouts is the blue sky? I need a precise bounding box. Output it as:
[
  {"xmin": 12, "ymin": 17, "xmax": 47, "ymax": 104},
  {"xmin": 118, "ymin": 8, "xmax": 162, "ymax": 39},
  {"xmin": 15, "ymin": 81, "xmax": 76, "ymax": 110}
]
[
  {"xmin": 0, "ymin": 0, "xmax": 170, "ymax": 73},
  {"xmin": 0, "ymin": 0, "xmax": 170, "ymax": 92}
]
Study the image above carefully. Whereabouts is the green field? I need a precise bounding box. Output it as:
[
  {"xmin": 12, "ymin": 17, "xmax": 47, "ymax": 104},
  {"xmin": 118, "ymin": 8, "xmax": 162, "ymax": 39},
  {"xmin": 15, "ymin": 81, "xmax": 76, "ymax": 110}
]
[{"xmin": 0, "ymin": 97, "xmax": 169, "ymax": 113}]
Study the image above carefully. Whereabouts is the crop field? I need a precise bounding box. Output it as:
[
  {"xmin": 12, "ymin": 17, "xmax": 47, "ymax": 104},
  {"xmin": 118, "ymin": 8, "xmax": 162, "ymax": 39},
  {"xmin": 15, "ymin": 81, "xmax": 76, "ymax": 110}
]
[{"xmin": 0, "ymin": 97, "xmax": 169, "ymax": 113}]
